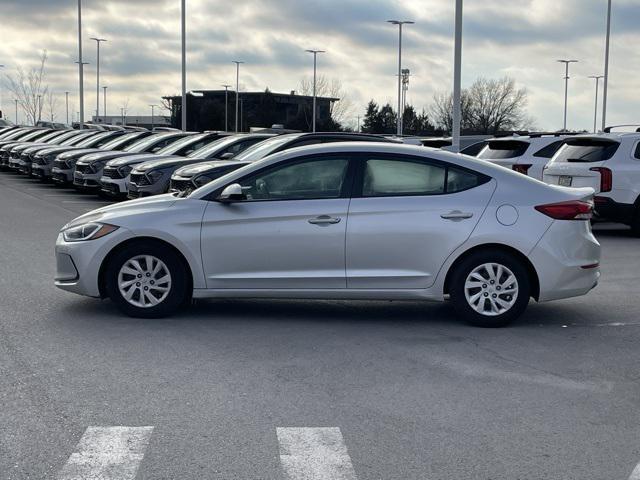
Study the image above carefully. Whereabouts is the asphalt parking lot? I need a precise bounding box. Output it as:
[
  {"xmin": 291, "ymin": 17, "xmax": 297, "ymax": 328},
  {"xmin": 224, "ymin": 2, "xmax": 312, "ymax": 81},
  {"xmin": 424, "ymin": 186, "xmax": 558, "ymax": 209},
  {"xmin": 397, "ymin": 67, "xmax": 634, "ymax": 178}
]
[{"xmin": 1, "ymin": 171, "xmax": 640, "ymax": 480}]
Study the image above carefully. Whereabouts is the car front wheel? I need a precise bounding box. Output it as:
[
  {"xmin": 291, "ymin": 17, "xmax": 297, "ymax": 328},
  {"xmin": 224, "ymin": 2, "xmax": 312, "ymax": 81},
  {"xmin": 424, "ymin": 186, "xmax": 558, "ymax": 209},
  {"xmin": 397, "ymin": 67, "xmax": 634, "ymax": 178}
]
[
  {"xmin": 105, "ymin": 242, "xmax": 190, "ymax": 318},
  {"xmin": 449, "ymin": 250, "xmax": 530, "ymax": 327}
]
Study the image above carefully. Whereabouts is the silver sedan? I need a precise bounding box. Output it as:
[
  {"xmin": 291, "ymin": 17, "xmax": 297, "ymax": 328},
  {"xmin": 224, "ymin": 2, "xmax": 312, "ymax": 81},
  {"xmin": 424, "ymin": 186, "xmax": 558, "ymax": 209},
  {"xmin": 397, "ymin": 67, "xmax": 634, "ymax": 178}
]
[{"xmin": 54, "ymin": 142, "xmax": 600, "ymax": 327}]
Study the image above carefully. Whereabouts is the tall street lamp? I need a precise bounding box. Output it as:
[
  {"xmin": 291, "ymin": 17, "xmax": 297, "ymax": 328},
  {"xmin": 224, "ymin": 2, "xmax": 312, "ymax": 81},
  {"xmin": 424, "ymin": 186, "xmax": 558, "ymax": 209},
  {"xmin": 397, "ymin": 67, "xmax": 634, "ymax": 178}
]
[
  {"xmin": 65, "ymin": 91, "xmax": 69, "ymax": 125},
  {"xmin": 387, "ymin": 19, "xmax": 414, "ymax": 136},
  {"xmin": 0, "ymin": 64, "xmax": 4, "ymax": 119},
  {"xmin": 557, "ymin": 59, "xmax": 578, "ymax": 131},
  {"xmin": 181, "ymin": 0, "xmax": 187, "ymax": 131},
  {"xmin": 602, "ymin": 0, "xmax": 612, "ymax": 131},
  {"xmin": 232, "ymin": 61, "xmax": 244, "ymax": 132},
  {"xmin": 37, "ymin": 95, "xmax": 42, "ymax": 123},
  {"xmin": 305, "ymin": 49, "xmax": 325, "ymax": 132},
  {"xmin": 221, "ymin": 84, "xmax": 231, "ymax": 131},
  {"xmin": 452, "ymin": 0, "xmax": 463, "ymax": 152},
  {"xmin": 90, "ymin": 37, "xmax": 107, "ymax": 120},
  {"xmin": 149, "ymin": 104, "xmax": 159, "ymax": 130},
  {"xmin": 102, "ymin": 86, "xmax": 107, "ymax": 119},
  {"xmin": 14, "ymin": 99, "xmax": 18, "ymax": 124},
  {"xmin": 588, "ymin": 75, "xmax": 604, "ymax": 133},
  {"xmin": 77, "ymin": 0, "xmax": 85, "ymax": 129}
]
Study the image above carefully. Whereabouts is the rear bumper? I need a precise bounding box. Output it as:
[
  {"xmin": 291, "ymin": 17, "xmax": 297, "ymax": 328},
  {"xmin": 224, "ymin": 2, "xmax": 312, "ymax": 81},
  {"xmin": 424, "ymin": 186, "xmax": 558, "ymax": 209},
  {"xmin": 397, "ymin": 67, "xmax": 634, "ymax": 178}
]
[
  {"xmin": 530, "ymin": 220, "xmax": 601, "ymax": 302},
  {"xmin": 593, "ymin": 196, "xmax": 635, "ymax": 224}
]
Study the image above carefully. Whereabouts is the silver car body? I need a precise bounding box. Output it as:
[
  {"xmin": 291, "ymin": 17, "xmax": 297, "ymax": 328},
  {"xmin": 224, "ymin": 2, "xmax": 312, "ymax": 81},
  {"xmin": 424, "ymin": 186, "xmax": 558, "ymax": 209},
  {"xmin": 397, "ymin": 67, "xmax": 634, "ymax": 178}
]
[{"xmin": 55, "ymin": 143, "xmax": 600, "ymax": 307}]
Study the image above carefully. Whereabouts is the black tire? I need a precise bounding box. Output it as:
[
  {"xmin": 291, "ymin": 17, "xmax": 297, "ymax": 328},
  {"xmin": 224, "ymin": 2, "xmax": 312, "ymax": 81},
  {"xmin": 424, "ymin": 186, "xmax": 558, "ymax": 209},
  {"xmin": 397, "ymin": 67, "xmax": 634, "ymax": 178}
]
[
  {"xmin": 449, "ymin": 249, "xmax": 531, "ymax": 328},
  {"xmin": 104, "ymin": 242, "xmax": 190, "ymax": 318}
]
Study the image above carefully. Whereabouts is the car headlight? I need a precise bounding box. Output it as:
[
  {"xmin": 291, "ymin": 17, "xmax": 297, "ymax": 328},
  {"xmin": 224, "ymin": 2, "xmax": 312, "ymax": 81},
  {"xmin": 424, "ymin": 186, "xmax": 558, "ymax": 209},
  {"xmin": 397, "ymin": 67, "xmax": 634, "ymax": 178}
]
[
  {"xmin": 62, "ymin": 222, "xmax": 119, "ymax": 242},
  {"xmin": 147, "ymin": 170, "xmax": 164, "ymax": 184},
  {"xmin": 118, "ymin": 165, "xmax": 133, "ymax": 176},
  {"xmin": 193, "ymin": 174, "xmax": 214, "ymax": 187}
]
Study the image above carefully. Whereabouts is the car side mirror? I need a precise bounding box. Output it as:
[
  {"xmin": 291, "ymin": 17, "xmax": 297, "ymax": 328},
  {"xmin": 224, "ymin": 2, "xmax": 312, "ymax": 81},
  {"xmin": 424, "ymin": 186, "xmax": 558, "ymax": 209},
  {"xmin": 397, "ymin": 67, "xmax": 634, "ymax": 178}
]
[
  {"xmin": 217, "ymin": 183, "xmax": 245, "ymax": 203},
  {"xmin": 219, "ymin": 152, "xmax": 235, "ymax": 160}
]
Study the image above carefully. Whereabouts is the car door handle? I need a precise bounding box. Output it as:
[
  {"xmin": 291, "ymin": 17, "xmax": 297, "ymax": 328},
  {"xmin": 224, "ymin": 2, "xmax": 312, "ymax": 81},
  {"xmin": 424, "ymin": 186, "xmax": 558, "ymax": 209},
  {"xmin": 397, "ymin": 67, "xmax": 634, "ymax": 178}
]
[
  {"xmin": 440, "ymin": 211, "xmax": 474, "ymax": 220},
  {"xmin": 308, "ymin": 215, "xmax": 341, "ymax": 225}
]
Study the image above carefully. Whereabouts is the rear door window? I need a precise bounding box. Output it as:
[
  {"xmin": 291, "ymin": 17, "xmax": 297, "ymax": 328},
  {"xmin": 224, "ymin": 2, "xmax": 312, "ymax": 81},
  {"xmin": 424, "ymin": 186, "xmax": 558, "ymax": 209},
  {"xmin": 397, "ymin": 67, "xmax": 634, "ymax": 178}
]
[
  {"xmin": 553, "ymin": 139, "xmax": 619, "ymax": 163},
  {"xmin": 532, "ymin": 140, "xmax": 565, "ymax": 158},
  {"xmin": 477, "ymin": 140, "xmax": 529, "ymax": 159}
]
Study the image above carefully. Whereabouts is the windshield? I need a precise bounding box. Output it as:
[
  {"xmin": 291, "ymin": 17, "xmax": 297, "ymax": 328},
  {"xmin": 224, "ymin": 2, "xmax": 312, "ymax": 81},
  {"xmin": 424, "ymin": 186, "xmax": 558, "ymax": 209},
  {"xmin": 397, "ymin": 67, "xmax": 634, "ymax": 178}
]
[
  {"xmin": 123, "ymin": 134, "xmax": 175, "ymax": 153},
  {"xmin": 75, "ymin": 132, "xmax": 110, "ymax": 148},
  {"xmin": 552, "ymin": 139, "xmax": 619, "ymax": 163},
  {"xmin": 62, "ymin": 133, "xmax": 94, "ymax": 146},
  {"xmin": 100, "ymin": 132, "xmax": 142, "ymax": 150},
  {"xmin": 188, "ymin": 135, "xmax": 244, "ymax": 158},
  {"xmin": 157, "ymin": 133, "xmax": 208, "ymax": 155},
  {"xmin": 477, "ymin": 140, "xmax": 529, "ymax": 159},
  {"xmin": 50, "ymin": 131, "xmax": 83, "ymax": 144},
  {"xmin": 233, "ymin": 134, "xmax": 299, "ymax": 162}
]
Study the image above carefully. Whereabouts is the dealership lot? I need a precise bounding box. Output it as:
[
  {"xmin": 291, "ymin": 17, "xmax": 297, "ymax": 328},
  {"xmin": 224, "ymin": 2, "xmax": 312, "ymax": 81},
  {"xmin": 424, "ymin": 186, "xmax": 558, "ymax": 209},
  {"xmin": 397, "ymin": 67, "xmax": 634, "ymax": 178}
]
[{"xmin": 1, "ymin": 171, "xmax": 640, "ymax": 479}]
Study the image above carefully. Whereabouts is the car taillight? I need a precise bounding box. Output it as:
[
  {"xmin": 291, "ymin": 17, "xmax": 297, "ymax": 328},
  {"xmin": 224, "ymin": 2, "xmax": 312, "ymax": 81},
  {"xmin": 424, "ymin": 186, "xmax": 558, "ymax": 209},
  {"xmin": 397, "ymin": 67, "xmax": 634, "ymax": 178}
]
[
  {"xmin": 535, "ymin": 200, "xmax": 593, "ymax": 220},
  {"xmin": 589, "ymin": 167, "xmax": 612, "ymax": 192},
  {"xmin": 512, "ymin": 164, "xmax": 532, "ymax": 175}
]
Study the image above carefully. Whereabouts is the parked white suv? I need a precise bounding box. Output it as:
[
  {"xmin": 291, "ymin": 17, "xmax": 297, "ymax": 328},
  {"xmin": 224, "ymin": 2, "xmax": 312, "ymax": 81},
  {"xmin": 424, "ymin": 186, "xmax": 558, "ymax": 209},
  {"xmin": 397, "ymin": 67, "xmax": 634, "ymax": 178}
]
[
  {"xmin": 543, "ymin": 132, "xmax": 640, "ymax": 234},
  {"xmin": 477, "ymin": 135, "xmax": 569, "ymax": 180}
]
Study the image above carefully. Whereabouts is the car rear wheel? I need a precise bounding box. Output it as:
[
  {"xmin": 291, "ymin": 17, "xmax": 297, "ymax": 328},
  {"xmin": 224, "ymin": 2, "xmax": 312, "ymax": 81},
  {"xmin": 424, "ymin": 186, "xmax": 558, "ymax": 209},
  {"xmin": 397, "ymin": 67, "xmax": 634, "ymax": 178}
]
[
  {"xmin": 105, "ymin": 243, "xmax": 190, "ymax": 318},
  {"xmin": 449, "ymin": 250, "xmax": 530, "ymax": 327},
  {"xmin": 630, "ymin": 207, "xmax": 640, "ymax": 237}
]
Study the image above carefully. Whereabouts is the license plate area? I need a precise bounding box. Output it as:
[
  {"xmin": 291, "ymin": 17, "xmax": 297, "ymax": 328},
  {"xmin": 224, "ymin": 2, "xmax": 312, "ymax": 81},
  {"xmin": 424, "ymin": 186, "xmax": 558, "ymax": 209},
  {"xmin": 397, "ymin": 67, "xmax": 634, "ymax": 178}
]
[{"xmin": 558, "ymin": 175, "xmax": 572, "ymax": 187}]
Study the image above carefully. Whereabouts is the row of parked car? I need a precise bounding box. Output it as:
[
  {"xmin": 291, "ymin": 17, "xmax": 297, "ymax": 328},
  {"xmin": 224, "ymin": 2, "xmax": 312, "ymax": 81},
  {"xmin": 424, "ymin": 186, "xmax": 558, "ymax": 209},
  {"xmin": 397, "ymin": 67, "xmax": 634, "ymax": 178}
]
[{"xmin": 1, "ymin": 123, "xmax": 639, "ymax": 235}]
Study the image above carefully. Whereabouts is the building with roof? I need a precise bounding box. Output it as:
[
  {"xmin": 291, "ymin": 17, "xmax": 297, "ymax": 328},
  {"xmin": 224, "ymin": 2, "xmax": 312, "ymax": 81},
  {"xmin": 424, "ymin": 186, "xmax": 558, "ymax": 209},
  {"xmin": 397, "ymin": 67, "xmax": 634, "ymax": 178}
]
[{"xmin": 163, "ymin": 89, "xmax": 340, "ymax": 132}]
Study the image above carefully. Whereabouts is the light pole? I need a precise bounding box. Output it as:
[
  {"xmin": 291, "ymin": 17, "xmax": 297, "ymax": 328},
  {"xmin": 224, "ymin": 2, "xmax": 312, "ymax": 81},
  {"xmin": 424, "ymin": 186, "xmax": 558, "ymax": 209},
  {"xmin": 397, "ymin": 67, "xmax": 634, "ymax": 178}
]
[
  {"xmin": 588, "ymin": 75, "xmax": 604, "ymax": 133},
  {"xmin": 602, "ymin": 0, "xmax": 612, "ymax": 131},
  {"xmin": 387, "ymin": 20, "xmax": 414, "ymax": 136},
  {"xmin": 232, "ymin": 61, "xmax": 244, "ymax": 132},
  {"xmin": 120, "ymin": 107, "xmax": 125, "ymax": 126},
  {"xmin": 221, "ymin": 84, "xmax": 231, "ymax": 131},
  {"xmin": 149, "ymin": 104, "xmax": 159, "ymax": 130},
  {"xmin": 452, "ymin": 0, "xmax": 463, "ymax": 152},
  {"xmin": 181, "ymin": 0, "xmax": 187, "ymax": 131},
  {"xmin": 305, "ymin": 49, "xmax": 325, "ymax": 132},
  {"xmin": 401, "ymin": 68, "xmax": 410, "ymax": 133},
  {"xmin": 14, "ymin": 99, "xmax": 18, "ymax": 124},
  {"xmin": 37, "ymin": 95, "xmax": 42, "ymax": 123},
  {"xmin": 77, "ymin": 0, "xmax": 85, "ymax": 129},
  {"xmin": 557, "ymin": 59, "xmax": 578, "ymax": 131},
  {"xmin": 0, "ymin": 64, "xmax": 4, "ymax": 119},
  {"xmin": 102, "ymin": 86, "xmax": 107, "ymax": 119},
  {"xmin": 65, "ymin": 91, "xmax": 69, "ymax": 125},
  {"xmin": 90, "ymin": 37, "xmax": 107, "ymax": 121}
]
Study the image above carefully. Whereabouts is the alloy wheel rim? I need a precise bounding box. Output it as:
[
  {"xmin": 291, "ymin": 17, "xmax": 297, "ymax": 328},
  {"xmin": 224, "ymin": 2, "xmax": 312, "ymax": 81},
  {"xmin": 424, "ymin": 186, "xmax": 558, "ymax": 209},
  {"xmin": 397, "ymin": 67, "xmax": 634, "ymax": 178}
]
[
  {"xmin": 464, "ymin": 263, "xmax": 518, "ymax": 317},
  {"xmin": 117, "ymin": 255, "xmax": 172, "ymax": 308}
]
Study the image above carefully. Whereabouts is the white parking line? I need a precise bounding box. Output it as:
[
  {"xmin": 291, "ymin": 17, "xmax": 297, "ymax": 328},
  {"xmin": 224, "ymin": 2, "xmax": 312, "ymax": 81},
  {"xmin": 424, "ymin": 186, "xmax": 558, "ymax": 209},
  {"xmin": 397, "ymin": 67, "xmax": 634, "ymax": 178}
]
[
  {"xmin": 57, "ymin": 426, "xmax": 153, "ymax": 480},
  {"xmin": 277, "ymin": 427, "xmax": 358, "ymax": 480},
  {"xmin": 62, "ymin": 200, "xmax": 113, "ymax": 204},
  {"xmin": 629, "ymin": 463, "xmax": 640, "ymax": 480}
]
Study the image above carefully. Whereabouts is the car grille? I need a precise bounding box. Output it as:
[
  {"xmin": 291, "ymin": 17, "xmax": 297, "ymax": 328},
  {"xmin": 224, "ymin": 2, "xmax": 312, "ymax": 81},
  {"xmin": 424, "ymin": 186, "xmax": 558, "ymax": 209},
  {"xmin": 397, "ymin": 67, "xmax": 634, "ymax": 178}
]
[
  {"xmin": 170, "ymin": 179, "xmax": 193, "ymax": 194},
  {"xmin": 129, "ymin": 173, "xmax": 149, "ymax": 186},
  {"xmin": 102, "ymin": 166, "xmax": 124, "ymax": 179},
  {"xmin": 20, "ymin": 153, "xmax": 32, "ymax": 163},
  {"xmin": 75, "ymin": 164, "xmax": 92, "ymax": 175},
  {"xmin": 34, "ymin": 156, "xmax": 48, "ymax": 165},
  {"xmin": 53, "ymin": 159, "xmax": 70, "ymax": 169}
]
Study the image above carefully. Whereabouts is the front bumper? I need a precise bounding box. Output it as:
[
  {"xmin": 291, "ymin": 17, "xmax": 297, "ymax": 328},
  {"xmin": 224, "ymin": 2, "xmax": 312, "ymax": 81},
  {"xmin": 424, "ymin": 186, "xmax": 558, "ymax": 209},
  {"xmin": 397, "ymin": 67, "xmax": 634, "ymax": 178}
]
[
  {"xmin": 32, "ymin": 163, "xmax": 53, "ymax": 178},
  {"xmin": 529, "ymin": 220, "xmax": 601, "ymax": 302},
  {"xmin": 54, "ymin": 227, "xmax": 134, "ymax": 298},
  {"xmin": 99, "ymin": 177, "xmax": 128, "ymax": 196},
  {"xmin": 51, "ymin": 167, "xmax": 74, "ymax": 184},
  {"xmin": 73, "ymin": 171, "xmax": 102, "ymax": 189}
]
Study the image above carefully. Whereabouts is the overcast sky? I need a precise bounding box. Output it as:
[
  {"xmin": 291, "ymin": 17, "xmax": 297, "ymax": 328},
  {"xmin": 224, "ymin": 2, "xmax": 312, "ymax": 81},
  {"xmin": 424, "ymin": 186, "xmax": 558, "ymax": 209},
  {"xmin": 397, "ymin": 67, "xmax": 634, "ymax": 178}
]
[{"xmin": 0, "ymin": 0, "xmax": 637, "ymax": 131}]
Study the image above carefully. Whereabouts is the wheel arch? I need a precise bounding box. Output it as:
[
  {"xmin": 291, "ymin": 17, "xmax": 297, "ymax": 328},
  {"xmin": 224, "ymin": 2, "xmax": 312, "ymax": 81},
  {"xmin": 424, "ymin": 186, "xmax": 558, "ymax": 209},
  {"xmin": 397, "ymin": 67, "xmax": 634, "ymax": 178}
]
[
  {"xmin": 98, "ymin": 236, "xmax": 194, "ymax": 299},
  {"xmin": 443, "ymin": 243, "xmax": 540, "ymax": 301}
]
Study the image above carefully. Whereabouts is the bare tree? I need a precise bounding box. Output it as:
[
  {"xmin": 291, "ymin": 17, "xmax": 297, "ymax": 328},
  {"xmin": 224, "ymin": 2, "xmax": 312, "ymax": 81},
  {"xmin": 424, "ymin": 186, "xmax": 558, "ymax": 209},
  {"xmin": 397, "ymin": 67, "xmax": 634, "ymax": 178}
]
[
  {"xmin": 430, "ymin": 76, "xmax": 535, "ymax": 134},
  {"xmin": 299, "ymin": 75, "xmax": 353, "ymax": 125},
  {"xmin": 4, "ymin": 50, "xmax": 49, "ymax": 125}
]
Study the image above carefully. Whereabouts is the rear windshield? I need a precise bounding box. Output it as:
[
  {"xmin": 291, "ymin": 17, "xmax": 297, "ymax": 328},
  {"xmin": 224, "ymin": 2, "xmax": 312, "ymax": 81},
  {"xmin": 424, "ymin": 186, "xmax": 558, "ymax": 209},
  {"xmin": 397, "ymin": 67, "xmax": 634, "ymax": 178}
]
[
  {"xmin": 460, "ymin": 141, "xmax": 488, "ymax": 156},
  {"xmin": 532, "ymin": 140, "xmax": 565, "ymax": 158},
  {"xmin": 553, "ymin": 139, "xmax": 619, "ymax": 163},
  {"xmin": 477, "ymin": 140, "xmax": 529, "ymax": 159}
]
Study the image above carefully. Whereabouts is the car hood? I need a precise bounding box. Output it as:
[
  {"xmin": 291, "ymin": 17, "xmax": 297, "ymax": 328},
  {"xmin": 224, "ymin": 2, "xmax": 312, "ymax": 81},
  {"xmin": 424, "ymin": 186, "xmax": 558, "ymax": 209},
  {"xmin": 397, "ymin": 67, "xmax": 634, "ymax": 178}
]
[
  {"xmin": 14, "ymin": 142, "xmax": 51, "ymax": 152},
  {"xmin": 106, "ymin": 153, "xmax": 174, "ymax": 168},
  {"xmin": 174, "ymin": 160, "xmax": 248, "ymax": 178},
  {"xmin": 133, "ymin": 156, "xmax": 199, "ymax": 173},
  {"xmin": 33, "ymin": 146, "xmax": 80, "ymax": 156},
  {"xmin": 57, "ymin": 148, "xmax": 103, "ymax": 160}
]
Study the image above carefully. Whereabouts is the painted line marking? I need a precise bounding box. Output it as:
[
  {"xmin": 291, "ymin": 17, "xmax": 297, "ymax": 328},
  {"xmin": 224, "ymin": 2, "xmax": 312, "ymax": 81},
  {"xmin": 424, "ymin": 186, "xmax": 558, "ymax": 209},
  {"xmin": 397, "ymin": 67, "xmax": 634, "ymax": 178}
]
[
  {"xmin": 62, "ymin": 200, "xmax": 113, "ymax": 204},
  {"xmin": 629, "ymin": 463, "xmax": 640, "ymax": 480},
  {"xmin": 277, "ymin": 427, "xmax": 357, "ymax": 480},
  {"xmin": 57, "ymin": 426, "xmax": 153, "ymax": 480}
]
